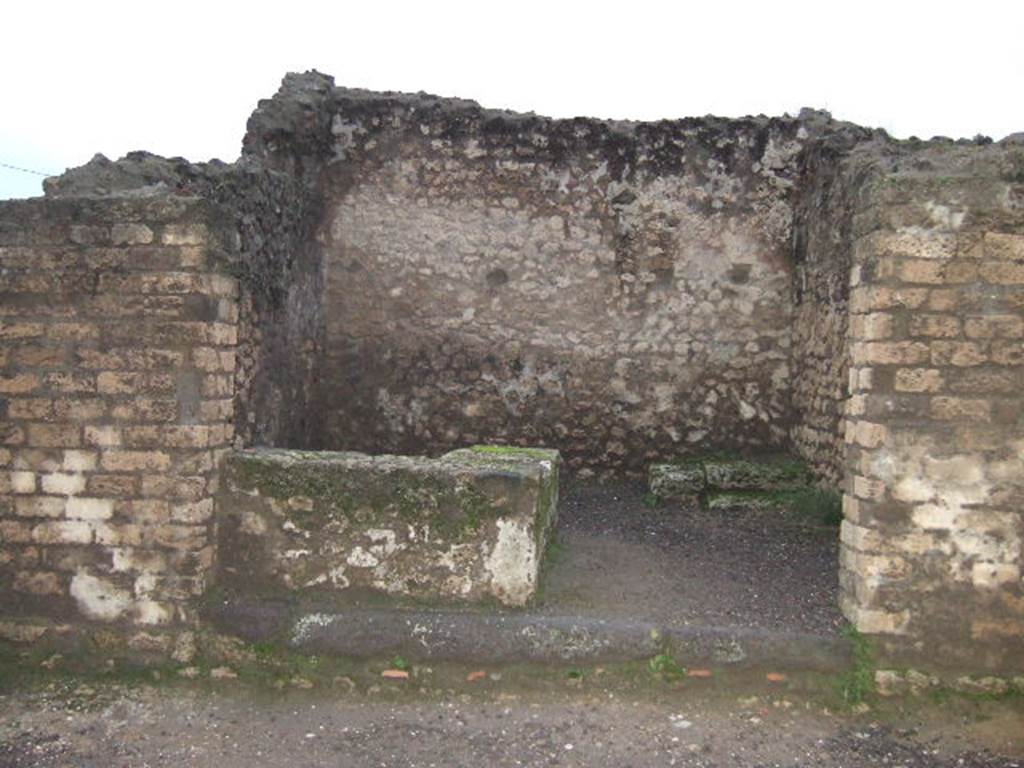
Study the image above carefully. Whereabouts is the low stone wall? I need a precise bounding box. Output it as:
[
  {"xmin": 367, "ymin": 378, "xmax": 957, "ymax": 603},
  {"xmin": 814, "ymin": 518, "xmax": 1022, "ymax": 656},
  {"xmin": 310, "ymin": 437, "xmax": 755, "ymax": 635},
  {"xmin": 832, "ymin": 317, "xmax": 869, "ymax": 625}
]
[
  {"xmin": 0, "ymin": 195, "xmax": 239, "ymax": 637},
  {"xmin": 839, "ymin": 143, "xmax": 1024, "ymax": 674},
  {"xmin": 215, "ymin": 446, "xmax": 560, "ymax": 606}
]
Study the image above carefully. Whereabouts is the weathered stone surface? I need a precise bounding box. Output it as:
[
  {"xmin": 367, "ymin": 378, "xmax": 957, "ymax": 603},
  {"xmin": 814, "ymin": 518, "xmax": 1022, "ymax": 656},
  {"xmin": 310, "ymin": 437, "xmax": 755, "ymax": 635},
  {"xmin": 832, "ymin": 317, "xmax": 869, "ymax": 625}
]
[
  {"xmin": 215, "ymin": 446, "xmax": 560, "ymax": 606},
  {"xmin": 235, "ymin": 74, "xmax": 880, "ymax": 472},
  {"xmin": 647, "ymin": 462, "xmax": 705, "ymax": 500},
  {"xmin": 45, "ymin": 151, "xmax": 325, "ymax": 453},
  {"xmin": 704, "ymin": 492, "xmax": 793, "ymax": 511},
  {"xmin": 838, "ymin": 144, "xmax": 1024, "ymax": 675},
  {"xmin": 0, "ymin": 196, "xmax": 238, "ymax": 629},
  {"xmin": 649, "ymin": 454, "xmax": 819, "ymax": 511},
  {"xmin": 703, "ymin": 455, "xmax": 811, "ymax": 491},
  {"xmin": 788, "ymin": 131, "xmax": 876, "ymax": 485}
]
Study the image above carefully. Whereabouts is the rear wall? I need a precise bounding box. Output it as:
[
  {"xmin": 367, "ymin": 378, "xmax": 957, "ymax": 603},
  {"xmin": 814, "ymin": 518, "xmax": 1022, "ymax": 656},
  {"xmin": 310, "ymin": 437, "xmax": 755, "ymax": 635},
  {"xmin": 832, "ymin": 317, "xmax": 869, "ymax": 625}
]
[{"xmin": 311, "ymin": 91, "xmax": 813, "ymax": 471}]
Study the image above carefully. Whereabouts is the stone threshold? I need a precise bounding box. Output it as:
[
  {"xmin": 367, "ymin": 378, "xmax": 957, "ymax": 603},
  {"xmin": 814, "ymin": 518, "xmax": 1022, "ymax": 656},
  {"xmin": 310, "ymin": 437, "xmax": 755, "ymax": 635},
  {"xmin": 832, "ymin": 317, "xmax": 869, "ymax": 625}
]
[{"xmin": 206, "ymin": 597, "xmax": 851, "ymax": 672}]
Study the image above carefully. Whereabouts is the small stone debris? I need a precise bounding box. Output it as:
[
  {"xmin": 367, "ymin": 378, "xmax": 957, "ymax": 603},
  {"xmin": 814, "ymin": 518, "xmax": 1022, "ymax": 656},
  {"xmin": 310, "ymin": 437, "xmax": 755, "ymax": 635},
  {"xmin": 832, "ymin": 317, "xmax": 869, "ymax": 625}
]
[
  {"xmin": 39, "ymin": 654, "xmax": 63, "ymax": 670},
  {"xmin": 333, "ymin": 675, "xmax": 356, "ymax": 692},
  {"xmin": 209, "ymin": 666, "xmax": 238, "ymax": 680}
]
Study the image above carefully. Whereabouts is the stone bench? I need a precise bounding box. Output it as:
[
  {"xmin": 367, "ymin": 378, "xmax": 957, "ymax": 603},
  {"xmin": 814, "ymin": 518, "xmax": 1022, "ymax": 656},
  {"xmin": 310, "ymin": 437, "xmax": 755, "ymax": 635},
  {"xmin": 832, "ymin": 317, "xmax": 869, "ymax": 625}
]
[
  {"xmin": 215, "ymin": 446, "xmax": 560, "ymax": 607},
  {"xmin": 648, "ymin": 453, "xmax": 813, "ymax": 509}
]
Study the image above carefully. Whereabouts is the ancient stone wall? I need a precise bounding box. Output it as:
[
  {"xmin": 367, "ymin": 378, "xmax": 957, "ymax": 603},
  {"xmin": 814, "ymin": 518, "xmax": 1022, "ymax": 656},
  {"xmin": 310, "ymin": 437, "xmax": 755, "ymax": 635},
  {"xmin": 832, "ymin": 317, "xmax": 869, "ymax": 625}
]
[
  {"xmin": 0, "ymin": 196, "xmax": 239, "ymax": 637},
  {"xmin": 43, "ymin": 153, "xmax": 326, "ymax": 451},
  {"xmin": 1, "ymin": 72, "xmax": 1020, "ymax": 676},
  {"xmin": 839, "ymin": 142, "xmax": 1024, "ymax": 673},
  {"xmin": 244, "ymin": 75, "xmax": 825, "ymax": 472},
  {"xmin": 789, "ymin": 132, "xmax": 877, "ymax": 483}
]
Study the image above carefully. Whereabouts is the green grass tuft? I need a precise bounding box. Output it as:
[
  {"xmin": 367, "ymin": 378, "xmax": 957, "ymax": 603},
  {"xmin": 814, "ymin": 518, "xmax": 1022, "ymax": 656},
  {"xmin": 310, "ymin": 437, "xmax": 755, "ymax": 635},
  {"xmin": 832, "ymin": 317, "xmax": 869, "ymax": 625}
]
[
  {"xmin": 648, "ymin": 652, "xmax": 686, "ymax": 682},
  {"xmin": 837, "ymin": 624, "xmax": 875, "ymax": 705}
]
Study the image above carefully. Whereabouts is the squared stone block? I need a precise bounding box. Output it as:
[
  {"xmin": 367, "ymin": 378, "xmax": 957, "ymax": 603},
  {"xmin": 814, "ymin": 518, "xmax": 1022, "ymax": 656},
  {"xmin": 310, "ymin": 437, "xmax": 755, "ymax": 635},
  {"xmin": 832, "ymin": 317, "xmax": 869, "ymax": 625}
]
[{"xmin": 215, "ymin": 446, "xmax": 560, "ymax": 607}]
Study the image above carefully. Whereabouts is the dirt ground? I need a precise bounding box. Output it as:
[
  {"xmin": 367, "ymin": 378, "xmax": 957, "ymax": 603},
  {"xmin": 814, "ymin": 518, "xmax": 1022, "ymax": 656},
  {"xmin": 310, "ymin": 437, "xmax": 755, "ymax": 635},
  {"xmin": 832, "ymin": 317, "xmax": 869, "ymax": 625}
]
[
  {"xmin": 1, "ymin": 676, "xmax": 1022, "ymax": 768},
  {"xmin": 541, "ymin": 477, "xmax": 842, "ymax": 635}
]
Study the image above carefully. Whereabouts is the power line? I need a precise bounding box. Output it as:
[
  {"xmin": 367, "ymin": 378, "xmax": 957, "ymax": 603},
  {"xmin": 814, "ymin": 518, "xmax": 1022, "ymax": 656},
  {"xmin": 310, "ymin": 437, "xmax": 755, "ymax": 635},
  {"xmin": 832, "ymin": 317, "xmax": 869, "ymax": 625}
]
[{"xmin": 0, "ymin": 160, "xmax": 55, "ymax": 177}]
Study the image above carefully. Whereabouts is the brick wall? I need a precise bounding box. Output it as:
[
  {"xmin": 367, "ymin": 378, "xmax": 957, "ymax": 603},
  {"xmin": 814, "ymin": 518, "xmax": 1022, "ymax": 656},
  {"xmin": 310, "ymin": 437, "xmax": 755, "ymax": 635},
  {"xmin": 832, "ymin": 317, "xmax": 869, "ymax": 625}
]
[
  {"xmin": 789, "ymin": 136, "xmax": 875, "ymax": 484},
  {"xmin": 840, "ymin": 145, "xmax": 1024, "ymax": 673},
  {"xmin": 0, "ymin": 195, "xmax": 239, "ymax": 635},
  {"xmin": 42, "ymin": 153, "xmax": 327, "ymax": 452}
]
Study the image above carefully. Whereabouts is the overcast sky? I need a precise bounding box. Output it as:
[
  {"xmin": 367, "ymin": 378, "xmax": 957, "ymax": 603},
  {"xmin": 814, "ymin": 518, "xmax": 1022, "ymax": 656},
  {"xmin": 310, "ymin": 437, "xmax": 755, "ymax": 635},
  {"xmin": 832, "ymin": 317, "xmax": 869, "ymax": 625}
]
[{"xmin": 2, "ymin": 0, "xmax": 1021, "ymax": 199}]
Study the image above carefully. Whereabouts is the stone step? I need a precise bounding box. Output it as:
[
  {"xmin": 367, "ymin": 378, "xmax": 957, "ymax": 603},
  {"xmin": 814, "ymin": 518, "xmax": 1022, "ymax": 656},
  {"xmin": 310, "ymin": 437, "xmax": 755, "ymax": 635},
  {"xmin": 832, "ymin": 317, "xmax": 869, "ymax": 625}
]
[{"xmin": 207, "ymin": 597, "xmax": 851, "ymax": 672}]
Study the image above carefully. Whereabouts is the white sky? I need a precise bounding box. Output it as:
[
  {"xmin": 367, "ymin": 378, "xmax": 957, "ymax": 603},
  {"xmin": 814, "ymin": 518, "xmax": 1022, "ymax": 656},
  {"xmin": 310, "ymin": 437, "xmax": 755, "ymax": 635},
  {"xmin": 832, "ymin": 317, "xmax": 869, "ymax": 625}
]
[{"xmin": 2, "ymin": 0, "xmax": 1022, "ymax": 199}]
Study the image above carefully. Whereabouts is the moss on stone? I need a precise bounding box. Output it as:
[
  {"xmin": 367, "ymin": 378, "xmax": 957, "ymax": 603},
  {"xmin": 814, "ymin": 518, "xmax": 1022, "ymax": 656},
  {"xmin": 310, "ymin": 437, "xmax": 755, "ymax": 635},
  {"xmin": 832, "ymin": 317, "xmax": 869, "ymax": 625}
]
[
  {"xmin": 648, "ymin": 462, "xmax": 706, "ymax": 499},
  {"xmin": 467, "ymin": 445, "xmax": 557, "ymax": 460},
  {"xmin": 702, "ymin": 453, "xmax": 811, "ymax": 492},
  {"xmin": 704, "ymin": 490, "xmax": 792, "ymax": 511},
  {"xmin": 223, "ymin": 448, "xmax": 546, "ymax": 543}
]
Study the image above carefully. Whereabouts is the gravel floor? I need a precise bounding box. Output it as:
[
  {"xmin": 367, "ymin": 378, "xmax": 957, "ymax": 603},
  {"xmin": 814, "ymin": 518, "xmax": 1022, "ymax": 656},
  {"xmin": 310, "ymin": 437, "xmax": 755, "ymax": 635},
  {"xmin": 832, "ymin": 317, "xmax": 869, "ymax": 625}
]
[
  {"xmin": 539, "ymin": 476, "xmax": 844, "ymax": 635},
  {"xmin": 1, "ymin": 681, "xmax": 1021, "ymax": 768}
]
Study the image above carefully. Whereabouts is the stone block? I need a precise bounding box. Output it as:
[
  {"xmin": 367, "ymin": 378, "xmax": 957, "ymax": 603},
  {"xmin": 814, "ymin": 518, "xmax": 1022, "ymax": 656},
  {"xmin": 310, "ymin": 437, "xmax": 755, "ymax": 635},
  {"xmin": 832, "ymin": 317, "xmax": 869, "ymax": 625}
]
[
  {"xmin": 84, "ymin": 426, "xmax": 122, "ymax": 447},
  {"xmin": 647, "ymin": 462, "xmax": 705, "ymax": 500},
  {"xmin": 162, "ymin": 223, "xmax": 208, "ymax": 246},
  {"xmin": 702, "ymin": 454, "xmax": 811, "ymax": 491},
  {"xmin": 14, "ymin": 496, "xmax": 64, "ymax": 518},
  {"xmin": 930, "ymin": 341, "xmax": 989, "ymax": 367},
  {"xmin": 930, "ymin": 396, "xmax": 991, "ymax": 421},
  {"xmin": 908, "ymin": 315, "xmax": 960, "ymax": 338},
  {"xmin": 704, "ymin": 491, "xmax": 788, "ymax": 511},
  {"xmin": 65, "ymin": 497, "xmax": 114, "ymax": 521},
  {"xmin": 0, "ymin": 374, "xmax": 40, "ymax": 394},
  {"xmin": 216, "ymin": 446, "xmax": 560, "ymax": 607},
  {"xmin": 13, "ymin": 570, "xmax": 62, "ymax": 595},
  {"xmin": 9, "ymin": 471, "xmax": 37, "ymax": 494},
  {"xmin": 964, "ymin": 315, "xmax": 1024, "ymax": 339},
  {"xmin": 100, "ymin": 450, "xmax": 172, "ymax": 472},
  {"xmin": 852, "ymin": 341, "xmax": 931, "ymax": 366},
  {"xmin": 894, "ymin": 368, "xmax": 944, "ymax": 393},
  {"xmin": 40, "ymin": 472, "xmax": 86, "ymax": 496},
  {"xmin": 979, "ymin": 260, "xmax": 1024, "ymax": 285},
  {"xmin": 110, "ymin": 223, "xmax": 154, "ymax": 245},
  {"xmin": 983, "ymin": 232, "xmax": 1024, "ymax": 260}
]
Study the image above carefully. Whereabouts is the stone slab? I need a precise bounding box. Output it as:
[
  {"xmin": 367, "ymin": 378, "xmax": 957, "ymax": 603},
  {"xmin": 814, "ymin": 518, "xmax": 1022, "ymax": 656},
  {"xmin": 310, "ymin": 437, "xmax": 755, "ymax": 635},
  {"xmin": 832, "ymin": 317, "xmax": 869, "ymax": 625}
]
[
  {"xmin": 647, "ymin": 463, "xmax": 706, "ymax": 500},
  {"xmin": 703, "ymin": 455, "xmax": 811, "ymax": 491},
  {"xmin": 215, "ymin": 446, "xmax": 560, "ymax": 607},
  {"xmin": 206, "ymin": 597, "xmax": 850, "ymax": 670}
]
